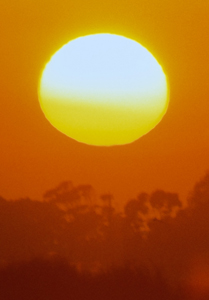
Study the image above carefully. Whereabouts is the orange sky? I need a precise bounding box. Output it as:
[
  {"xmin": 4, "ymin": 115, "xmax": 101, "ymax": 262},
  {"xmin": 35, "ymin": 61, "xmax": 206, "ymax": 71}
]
[{"xmin": 0, "ymin": 0, "xmax": 209, "ymax": 207}]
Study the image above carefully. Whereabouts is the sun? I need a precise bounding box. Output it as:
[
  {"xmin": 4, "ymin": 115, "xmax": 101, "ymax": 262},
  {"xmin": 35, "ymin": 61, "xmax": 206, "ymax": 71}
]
[{"xmin": 38, "ymin": 33, "xmax": 169, "ymax": 146}]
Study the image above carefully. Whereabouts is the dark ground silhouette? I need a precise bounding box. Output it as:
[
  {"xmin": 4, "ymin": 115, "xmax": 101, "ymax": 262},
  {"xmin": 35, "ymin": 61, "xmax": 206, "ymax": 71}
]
[{"xmin": 0, "ymin": 257, "xmax": 182, "ymax": 300}]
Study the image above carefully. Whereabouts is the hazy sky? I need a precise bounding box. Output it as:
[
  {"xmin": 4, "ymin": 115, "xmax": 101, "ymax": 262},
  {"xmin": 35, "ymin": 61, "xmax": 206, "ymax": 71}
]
[{"xmin": 0, "ymin": 0, "xmax": 209, "ymax": 207}]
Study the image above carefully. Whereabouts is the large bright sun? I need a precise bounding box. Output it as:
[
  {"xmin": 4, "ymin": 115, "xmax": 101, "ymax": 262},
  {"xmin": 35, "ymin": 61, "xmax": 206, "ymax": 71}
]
[{"xmin": 38, "ymin": 33, "xmax": 169, "ymax": 146}]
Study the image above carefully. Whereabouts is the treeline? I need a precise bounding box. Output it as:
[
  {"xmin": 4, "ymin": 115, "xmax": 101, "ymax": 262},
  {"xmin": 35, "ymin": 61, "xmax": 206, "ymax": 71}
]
[
  {"xmin": 1, "ymin": 172, "xmax": 209, "ymax": 292},
  {"xmin": 0, "ymin": 181, "xmax": 181, "ymax": 270}
]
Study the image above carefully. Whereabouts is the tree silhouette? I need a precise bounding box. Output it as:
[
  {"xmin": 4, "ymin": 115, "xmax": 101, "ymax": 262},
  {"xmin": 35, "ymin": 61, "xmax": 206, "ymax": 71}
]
[
  {"xmin": 188, "ymin": 170, "xmax": 209, "ymax": 207},
  {"xmin": 149, "ymin": 189, "xmax": 181, "ymax": 219},
  {"xmin": 43, "ymin": 182, "xmax": 122, "ymax": 270},
  {"xmin": 124, "ymin": 189, "xmax": 181, "ymax": 234},
  {"xmin": 124, "ymin": 192, "xmax": 149, "ymax": 232}
]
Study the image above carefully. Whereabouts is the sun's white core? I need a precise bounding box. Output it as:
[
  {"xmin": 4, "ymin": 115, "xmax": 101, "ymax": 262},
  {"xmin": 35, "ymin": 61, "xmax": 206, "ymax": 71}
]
[{"xmin": 39, "ymin": 33, "xmax": 169, "ymax": 146}]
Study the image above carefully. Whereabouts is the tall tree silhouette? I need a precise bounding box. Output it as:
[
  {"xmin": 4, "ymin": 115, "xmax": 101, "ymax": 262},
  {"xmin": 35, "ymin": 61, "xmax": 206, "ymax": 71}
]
[
  {"xmin": 188, "ymin": 170, "xmax": 209, "ymax": 207},
  {"xmin": 124, "ymin": 192, "xmax": 149, "ymax": 232}
]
